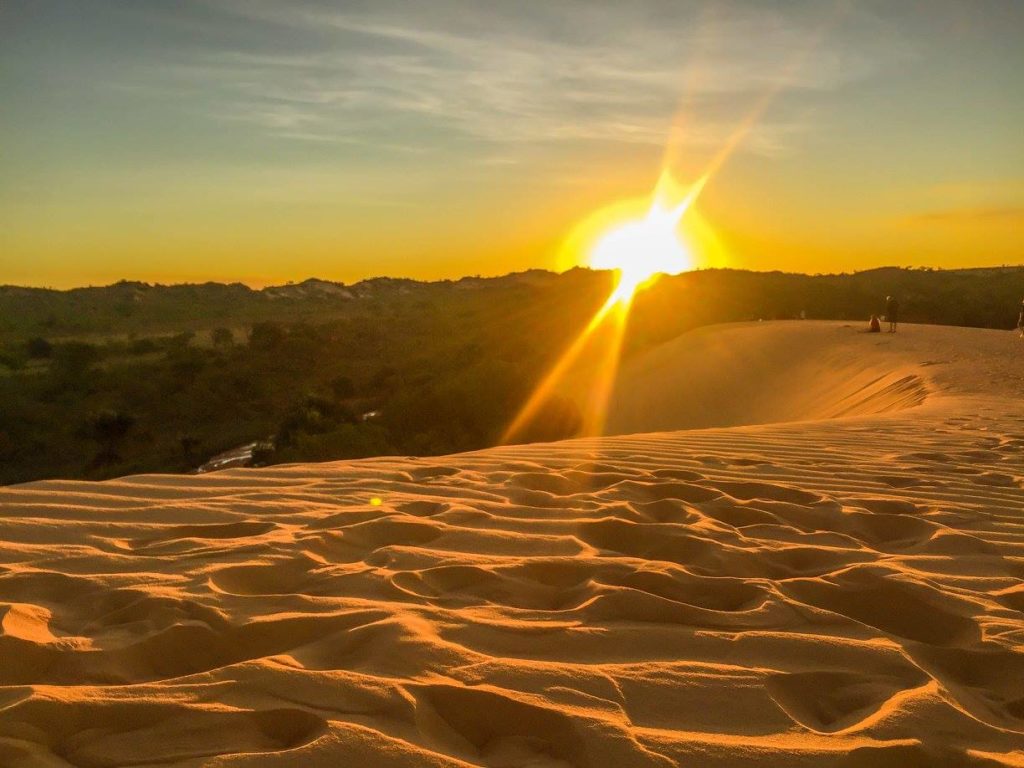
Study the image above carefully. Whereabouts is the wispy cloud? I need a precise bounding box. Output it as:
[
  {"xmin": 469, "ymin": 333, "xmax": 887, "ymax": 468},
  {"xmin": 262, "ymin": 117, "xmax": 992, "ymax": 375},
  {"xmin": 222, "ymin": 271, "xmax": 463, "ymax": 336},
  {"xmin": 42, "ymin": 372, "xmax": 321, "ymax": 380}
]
[
  {"xmin": 903, "ymin": 206, "xmax": 1024, "ymax": 225},
  {"xmin": 123, "ymin": 0, "xmax": 912, "ymax": 158}
]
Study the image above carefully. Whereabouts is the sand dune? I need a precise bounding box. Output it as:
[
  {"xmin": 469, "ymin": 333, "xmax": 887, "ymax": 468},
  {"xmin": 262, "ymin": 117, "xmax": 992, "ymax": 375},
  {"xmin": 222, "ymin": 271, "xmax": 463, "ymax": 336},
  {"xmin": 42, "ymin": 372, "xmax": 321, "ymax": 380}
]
[
  {"xmin": 1, "ymin": 321, "xmax": 1022, "ymax": 767},
  {"xmin": 600, "ymin": 320, "xmax": 1018, "ymax": 431}
]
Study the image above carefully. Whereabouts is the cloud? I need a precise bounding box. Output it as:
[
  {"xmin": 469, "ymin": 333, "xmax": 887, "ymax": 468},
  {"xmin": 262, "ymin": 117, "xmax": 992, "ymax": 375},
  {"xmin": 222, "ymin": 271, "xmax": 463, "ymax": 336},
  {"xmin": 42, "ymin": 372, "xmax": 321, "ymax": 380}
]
[
  {"xmin": 903, "ymin": 206, "xmax": 1024, "ymax": 225},
  {"xmin": 127, "ymin": 0, "xmax": 914, "ymax": 158}
]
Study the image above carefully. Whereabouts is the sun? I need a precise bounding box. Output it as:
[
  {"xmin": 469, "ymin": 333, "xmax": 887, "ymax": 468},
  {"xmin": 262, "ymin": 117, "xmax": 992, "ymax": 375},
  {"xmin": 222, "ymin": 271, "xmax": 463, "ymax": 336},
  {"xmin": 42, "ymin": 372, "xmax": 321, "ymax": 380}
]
[
  {"xmin": 589, "ymin": 204, "xmax": 692, "ymax": 302},
  {"xmin": 584, "ymin": 172, "xmax": 706, "ymax": 303},
  {"xmin": 502, "ymin": 171, "xmax": 708, "ymax": 444}
]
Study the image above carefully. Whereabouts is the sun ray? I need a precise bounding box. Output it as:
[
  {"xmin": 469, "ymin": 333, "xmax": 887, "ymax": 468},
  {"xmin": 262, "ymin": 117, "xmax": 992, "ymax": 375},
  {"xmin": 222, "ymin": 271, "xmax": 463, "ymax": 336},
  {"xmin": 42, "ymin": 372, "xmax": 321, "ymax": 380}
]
[
  {"xmin": 503, "ymin": 4, "xmax": 847, "ymax": 446},
  {"xmin": 575, "ymin": 295, "xmax": 632, "ymax": 437},
  {"xmin": 500, "ymin": 288, "xmax": 625, "ymax": 444}
]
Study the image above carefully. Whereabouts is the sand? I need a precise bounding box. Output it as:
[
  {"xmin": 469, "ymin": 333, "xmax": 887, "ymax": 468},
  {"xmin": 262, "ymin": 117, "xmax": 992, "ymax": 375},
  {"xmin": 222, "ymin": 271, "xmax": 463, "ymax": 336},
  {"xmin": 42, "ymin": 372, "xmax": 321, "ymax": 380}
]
[{"xmin": 1, "ymin": 321, "xmax": 1022, "ymax": 767}]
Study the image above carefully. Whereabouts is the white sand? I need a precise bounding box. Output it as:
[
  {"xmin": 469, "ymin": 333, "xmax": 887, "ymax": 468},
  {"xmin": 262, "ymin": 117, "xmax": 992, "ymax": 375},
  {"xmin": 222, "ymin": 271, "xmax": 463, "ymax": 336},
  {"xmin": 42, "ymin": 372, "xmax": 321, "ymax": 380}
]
[{"xmin": 1, "ymin": 321, "xmax": 1022, "ymax": 767}]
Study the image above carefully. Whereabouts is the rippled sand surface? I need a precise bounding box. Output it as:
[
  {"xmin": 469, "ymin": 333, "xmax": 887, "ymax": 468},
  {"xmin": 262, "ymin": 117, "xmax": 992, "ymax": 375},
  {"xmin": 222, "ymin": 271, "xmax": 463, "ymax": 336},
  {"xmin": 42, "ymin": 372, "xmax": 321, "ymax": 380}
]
[{"xmin": 1, "ymin": 322, "xmax": 1022, "ymax": 767}]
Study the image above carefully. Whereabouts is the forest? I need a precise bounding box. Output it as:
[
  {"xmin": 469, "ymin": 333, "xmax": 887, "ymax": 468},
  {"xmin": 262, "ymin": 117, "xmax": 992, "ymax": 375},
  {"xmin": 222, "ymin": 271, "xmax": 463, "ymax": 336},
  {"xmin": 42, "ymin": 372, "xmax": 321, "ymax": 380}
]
[{"xmin": 2, "ymin": 265, "xmax": 1021, "ymax": 484}]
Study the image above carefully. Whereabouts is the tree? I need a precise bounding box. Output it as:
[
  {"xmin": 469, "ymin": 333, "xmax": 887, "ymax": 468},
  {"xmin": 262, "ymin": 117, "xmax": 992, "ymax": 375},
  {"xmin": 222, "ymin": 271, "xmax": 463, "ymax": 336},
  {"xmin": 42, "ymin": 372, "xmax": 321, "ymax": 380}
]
[
  {"xmin": 330, "ymin": 375, "xmax": 356, "ymax": 399},
  {"xmin": 0, "ymin": 348, "xmax": 26, "ymax": 371},
  {"xmin": 129, "ymin": 338, "xmax": 159, "ymax": 355},
  {"xmin": 166, "ymin": 346, "xmax": 206, "ymax": 383},
  {"xmin": 89, "ymin": 410, "xmax": 135, "ymax": 464},
  {"xmin": 52, "ymin": 342, "xmax": 100, "ymax": 382},
  {"xmin": 25, "ymin": 337, "xmax": 53, "ymax": 359},
  {"xmin": 211, "ymin": 327, "xmax": 234, "ymax": 348},
  {"xmin": 179, "ymin": 435, "xmax": 200, "ymax": 464},
  {"xmin": 167, "ymin": 331, "xmax": 195, "ymax": 350},
  {"xmin": 249, "ymin": 322, "xmax": 286, "ymax": 351}
]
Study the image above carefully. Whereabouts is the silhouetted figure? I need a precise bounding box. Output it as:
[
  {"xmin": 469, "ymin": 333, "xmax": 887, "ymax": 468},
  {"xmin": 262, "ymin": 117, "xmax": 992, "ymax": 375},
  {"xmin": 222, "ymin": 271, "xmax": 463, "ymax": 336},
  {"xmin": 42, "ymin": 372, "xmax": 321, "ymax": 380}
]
[
  {"xmin": 885, "ymin": 296, "xmax": 899, "ymax": 333},
  {"xmin": 1018, "ymin": 299, "xmax": 1024, "ymax": 338},
  {"xmin": 869, "ymin": 315, "xmax": 881, "ymax": 333}
]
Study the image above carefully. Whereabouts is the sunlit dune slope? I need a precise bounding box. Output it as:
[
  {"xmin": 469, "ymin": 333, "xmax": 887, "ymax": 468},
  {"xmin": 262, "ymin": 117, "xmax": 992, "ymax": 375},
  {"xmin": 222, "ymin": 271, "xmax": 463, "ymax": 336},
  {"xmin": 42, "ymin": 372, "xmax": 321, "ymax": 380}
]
[
  {"xmin": 0, "ymin": 321, "xmax": 1022, "ymax": 767},
  {"xmin": 593, "ymin": 320, "xmax": 1020, "ymax": 434}
]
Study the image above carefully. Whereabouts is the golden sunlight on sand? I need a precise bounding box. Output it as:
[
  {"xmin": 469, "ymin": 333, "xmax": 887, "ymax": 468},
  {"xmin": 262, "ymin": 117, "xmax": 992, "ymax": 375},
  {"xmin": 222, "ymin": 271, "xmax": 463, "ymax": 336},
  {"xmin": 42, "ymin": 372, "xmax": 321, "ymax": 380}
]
[
  {"xmin": 504, "ymin": 172, "xmax": 707, "ymax": 444},
  {"xmin": 0, "ymin": 321, "xmax": 1022, "ymax": 766}
]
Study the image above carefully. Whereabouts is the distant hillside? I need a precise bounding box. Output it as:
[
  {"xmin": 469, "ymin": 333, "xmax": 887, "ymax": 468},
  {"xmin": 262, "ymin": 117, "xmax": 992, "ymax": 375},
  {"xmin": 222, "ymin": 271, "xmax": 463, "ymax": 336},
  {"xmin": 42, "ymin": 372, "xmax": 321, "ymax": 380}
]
[
  {"xmin": 1, "ymin": 265, "xmax": 1022, "ymax": 485},
  {"xmin": 624, "ymin": 266, "xmax": 1024, "ymax": 350},
  {"xmin": 0, "ymin": 271, "xmax": 565, "ymax": 339},
  {"xmin": 3, "ymin": 266, "xmax": 1022, "ymax": 340}
]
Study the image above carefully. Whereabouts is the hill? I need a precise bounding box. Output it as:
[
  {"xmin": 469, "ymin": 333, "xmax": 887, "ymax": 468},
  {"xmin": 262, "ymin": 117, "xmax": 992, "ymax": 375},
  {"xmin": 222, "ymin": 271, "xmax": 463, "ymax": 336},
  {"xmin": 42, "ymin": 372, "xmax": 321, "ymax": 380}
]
[{"xmin": 1, "ymin": 266, "xmax": 1022, "ymax": 484}]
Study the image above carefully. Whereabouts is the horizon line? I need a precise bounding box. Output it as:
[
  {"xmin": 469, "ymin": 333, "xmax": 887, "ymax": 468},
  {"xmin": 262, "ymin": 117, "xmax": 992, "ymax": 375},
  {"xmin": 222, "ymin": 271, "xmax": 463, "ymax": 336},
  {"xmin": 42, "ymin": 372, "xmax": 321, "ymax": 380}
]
[{"xmin": 4, "ymin": 263, "xmax": 1024, "ymax": 294}]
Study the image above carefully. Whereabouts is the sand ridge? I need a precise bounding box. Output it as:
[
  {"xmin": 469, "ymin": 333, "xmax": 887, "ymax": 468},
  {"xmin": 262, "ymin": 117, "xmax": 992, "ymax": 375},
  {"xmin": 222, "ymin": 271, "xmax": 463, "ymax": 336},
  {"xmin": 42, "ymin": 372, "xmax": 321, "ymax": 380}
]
[{"xmin": 0, "ymin": 322, "xmax": 1022, "ymax": 767}]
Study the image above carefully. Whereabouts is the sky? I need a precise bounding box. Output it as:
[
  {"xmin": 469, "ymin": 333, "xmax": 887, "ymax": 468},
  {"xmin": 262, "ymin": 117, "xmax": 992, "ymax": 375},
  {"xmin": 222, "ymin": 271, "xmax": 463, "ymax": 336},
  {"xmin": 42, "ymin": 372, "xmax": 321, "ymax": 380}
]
[{"xmin": 1, "ymin": 0, "xmax": 1022, "ymax": 288}]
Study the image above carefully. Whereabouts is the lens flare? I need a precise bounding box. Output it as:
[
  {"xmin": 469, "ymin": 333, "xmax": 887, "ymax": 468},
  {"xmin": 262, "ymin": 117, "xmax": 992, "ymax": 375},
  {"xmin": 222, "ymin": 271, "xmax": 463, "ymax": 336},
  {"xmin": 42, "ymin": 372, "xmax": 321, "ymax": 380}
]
[
  {"xmin": 586, "ymin": 172, "xmax": 707, "ymax": 303},
  {"xmin": 501, "ymin": 173, "xmax": 707, "ymax": 445},
  {"xmin": 503, "ymin": 4, "xmax": 842, "ymax": 446}
]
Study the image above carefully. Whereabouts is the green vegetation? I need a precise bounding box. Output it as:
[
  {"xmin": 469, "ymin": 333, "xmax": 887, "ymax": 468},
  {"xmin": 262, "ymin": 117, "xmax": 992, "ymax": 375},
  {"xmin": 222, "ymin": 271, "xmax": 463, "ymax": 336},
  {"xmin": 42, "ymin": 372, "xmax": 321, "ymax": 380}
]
[{"xmin": 1, "ymin": 266, "xmax": 1021, "ymax": 484}]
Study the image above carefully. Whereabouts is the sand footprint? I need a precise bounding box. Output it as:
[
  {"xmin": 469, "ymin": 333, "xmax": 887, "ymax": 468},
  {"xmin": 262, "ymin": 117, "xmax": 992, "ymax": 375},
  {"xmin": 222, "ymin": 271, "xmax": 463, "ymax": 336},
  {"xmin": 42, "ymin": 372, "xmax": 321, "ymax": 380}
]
[
  {"xmin": 767, "ymin": 669, "xmax": 929, "ymax": 734},
  {"xmin": 208, "ymin": 554, "xmax": 322, "ymax": 596},
  {"xmin": 0, "ymin": 698, "xmax": 326, "ymax": 766},
  {"xmin": 415, "ymin": 683, "xmax": 675, "ymax": 768},
  {"xmin": 782, "ymin": 567, "xmax": 981, "ymax": 646},
  {"xmin": 131, "ymin": 521, "xmax": 277, "ymax": 551}
]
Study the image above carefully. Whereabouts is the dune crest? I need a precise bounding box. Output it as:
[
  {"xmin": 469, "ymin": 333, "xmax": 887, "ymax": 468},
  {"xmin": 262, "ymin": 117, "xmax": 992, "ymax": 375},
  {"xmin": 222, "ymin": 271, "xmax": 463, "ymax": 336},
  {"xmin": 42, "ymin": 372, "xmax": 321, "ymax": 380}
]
[
  {"xmin": 1, "ymin": 322, "xmax": 1022, "ymax": 767},
  {"xmin": 594, "ymin": 320, "xmax": 1018, "ymax": 433}
]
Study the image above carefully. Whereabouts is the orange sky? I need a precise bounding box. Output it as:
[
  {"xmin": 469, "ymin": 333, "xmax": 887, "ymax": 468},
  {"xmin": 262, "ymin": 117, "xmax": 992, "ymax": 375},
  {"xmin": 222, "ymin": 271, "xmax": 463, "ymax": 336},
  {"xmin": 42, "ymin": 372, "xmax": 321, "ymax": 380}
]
[{"xmin": 1, "ymin": 1, "xmax": 1022, "ymax": 288}]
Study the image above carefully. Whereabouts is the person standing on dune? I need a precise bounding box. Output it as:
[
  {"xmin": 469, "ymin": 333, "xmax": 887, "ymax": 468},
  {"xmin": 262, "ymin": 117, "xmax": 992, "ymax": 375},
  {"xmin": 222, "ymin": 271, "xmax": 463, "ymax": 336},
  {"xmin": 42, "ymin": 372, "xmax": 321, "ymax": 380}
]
[
  {"xmin": 886, "ymin": 295, "xmax": 899, "ymax": 333},
  {"xmin": 1018, "ymin": 299, "xmax": 1024, "ymax": 338}
]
